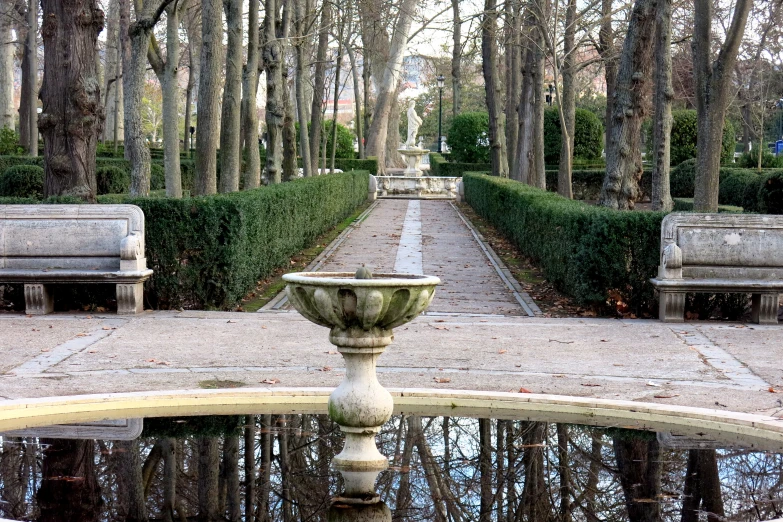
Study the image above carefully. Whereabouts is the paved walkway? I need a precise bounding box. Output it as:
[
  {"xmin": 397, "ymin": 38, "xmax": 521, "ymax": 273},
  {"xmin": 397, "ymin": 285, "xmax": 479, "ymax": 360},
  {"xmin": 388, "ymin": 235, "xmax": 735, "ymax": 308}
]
[{"xmin": 0, "ymin": 200, "xmax": 781, "ymax": 416}]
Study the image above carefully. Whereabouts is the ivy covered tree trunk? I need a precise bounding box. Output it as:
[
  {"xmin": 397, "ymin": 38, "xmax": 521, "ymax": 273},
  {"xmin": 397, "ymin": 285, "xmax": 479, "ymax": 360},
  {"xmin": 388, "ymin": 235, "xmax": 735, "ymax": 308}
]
[
  {"xmin": 692, "ymin": 0, "xmax": 752, "ymax": 211},
  {"xmin": 242, "ymin": 0, "xmax": 261, "ymax": 190},
  {"xmin": 651, "ymin": 0, "xmax": 673, "ymax": 211},
  {"xmin": 481, "ymin": 0, "xmax": 508, "ymax": 178},
  {"xmin": 263, "ymin": 0, "xmax": 286, "ymax": 184},
  {"xmin": 219, "ymin": 0, "xmax": 242, "ymax": 193},
  {"xmin": 194, "ymin": 0, "xmax": 223, "ymax": 195},
  {"xmin": 599, "ymin": 0, "xmax": 656, "ymax": 210},
  {"xmin": 39, "ymin": 0, "xmax": 104, "ymax": 201}
]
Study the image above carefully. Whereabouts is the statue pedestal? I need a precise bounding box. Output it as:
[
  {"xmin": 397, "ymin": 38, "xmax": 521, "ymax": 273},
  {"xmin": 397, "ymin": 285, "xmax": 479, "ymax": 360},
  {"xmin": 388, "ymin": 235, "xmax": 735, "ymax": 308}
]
[{"xmin": 397, "ymin": 147, "xmax": 428, "ymax": 177}]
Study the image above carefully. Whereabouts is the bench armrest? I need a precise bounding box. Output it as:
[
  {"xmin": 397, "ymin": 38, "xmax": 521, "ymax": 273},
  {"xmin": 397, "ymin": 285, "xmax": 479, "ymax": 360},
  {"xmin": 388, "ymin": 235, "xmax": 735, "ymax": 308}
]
[
  {"xmin": 120, "ymin": 232, "xmax": 147, "ymax": 271},
  {"xmin": 657, "ymin": 243, "xmax": 682, "ymax": 279}
]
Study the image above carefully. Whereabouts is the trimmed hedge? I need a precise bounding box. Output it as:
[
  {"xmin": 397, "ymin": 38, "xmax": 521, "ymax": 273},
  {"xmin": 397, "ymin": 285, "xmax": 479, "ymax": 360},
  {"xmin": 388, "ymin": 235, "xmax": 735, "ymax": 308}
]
[
  {"xmin": 759, "ymin": 171, "xmax": 783, "ymax": 214},
  {"xmin": 430, "ymin": 153, "xmax": 490, "ymax": 177},
  {"xmin": 0, "ymin": 165, "xmax": 44, "ymax": 198},
  {"xmin": 545, "ymin": 169, "xmax": 652, "ymax": 201},
  {"xmin": 543, "ymin": 107, "xmax": 604, "ymax": 164},
  {"xmin": 447, "ymin": 112, "xmax": 490, "ymax": 163},
  {"xmin": 96, "ymin": 166, "xmax": 130, "ymax": 195},
  {"xmin": 463, "ymin": 173, "xmax": 663, "ymax": 313},
  {"xmin": 0, "ymin": 171, "xmax": 369, "ymax": 310}
]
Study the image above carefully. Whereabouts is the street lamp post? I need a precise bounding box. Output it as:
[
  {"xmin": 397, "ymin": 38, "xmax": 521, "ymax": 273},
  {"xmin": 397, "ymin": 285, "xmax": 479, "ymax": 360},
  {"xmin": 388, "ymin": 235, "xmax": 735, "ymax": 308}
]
[{"xmin": 436, "ymin": 75, "xmax": 445, "ymax": 153}]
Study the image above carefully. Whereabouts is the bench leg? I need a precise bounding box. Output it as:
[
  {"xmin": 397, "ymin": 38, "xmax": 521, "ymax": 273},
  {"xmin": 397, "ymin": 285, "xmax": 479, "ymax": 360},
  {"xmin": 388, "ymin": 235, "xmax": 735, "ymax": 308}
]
[
  {"xmin": 659, "ymin": 291, "xmax": 685, "ymax": 322},
  {"xmin": 24, "ymin": 284, "xmax": 53, "ymax": 315},
  {"xmin": 751, "ymin": 293, "xmax": 779, "ymax": 325},
  {"xmin": 116, "ymin": 283, "xmax": 144, "ymax": 315}
]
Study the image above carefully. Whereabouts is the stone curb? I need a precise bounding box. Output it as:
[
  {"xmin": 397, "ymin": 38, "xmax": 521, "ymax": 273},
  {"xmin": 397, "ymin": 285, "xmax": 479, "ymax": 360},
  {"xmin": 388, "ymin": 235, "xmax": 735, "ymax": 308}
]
[{"xmin": 0, "ymin": 388, "xmax": 780, "ymax": 446}]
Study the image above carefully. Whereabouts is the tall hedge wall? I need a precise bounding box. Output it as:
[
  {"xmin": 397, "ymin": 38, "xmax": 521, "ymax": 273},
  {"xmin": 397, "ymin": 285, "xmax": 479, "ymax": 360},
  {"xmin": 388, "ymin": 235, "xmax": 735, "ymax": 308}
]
[
  {"xmin": 463, "ymin": 173, "xmax": 663, "ymax": 313},
  {"xmin": 0, "ymin": 171, "xmax": 369, "ymax": 310},
  {"xmin": 430, "ymin": 153, "xmax": 490, "ymax": 177}
]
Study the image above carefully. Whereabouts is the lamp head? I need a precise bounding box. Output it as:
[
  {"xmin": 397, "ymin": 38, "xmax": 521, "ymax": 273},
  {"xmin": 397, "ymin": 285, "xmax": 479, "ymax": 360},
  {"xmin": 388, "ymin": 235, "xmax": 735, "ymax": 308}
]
[{"xmin": 436, "ymin": 75, "xmax": 445, "ymax": 89}]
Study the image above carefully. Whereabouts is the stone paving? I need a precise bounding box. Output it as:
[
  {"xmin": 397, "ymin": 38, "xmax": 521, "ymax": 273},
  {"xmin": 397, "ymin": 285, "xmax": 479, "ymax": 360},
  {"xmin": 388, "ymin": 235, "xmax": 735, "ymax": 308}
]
[{"xmin": 0, "ymin": 199, "xmax": 781, "ymax": 417}]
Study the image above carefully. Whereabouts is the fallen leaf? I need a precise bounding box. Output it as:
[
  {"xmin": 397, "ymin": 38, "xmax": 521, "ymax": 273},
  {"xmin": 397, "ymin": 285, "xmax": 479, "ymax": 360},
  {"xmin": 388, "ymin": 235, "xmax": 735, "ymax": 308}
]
[
  {"xmin": 76, "ymin": 333, "xmax": 87, "ymax": 337},
  {"xmin": 319, "ymin": 366, "xmax": 332, "ymax": 372},
  {"xmin": 156, "ymin": 361, "xmax": 170, "ymax": 365},
  {"xmin": 433, "ymin": 377, "xmax": 451, "ymax": 383},
  {"xmin": 518, "ymin": 387, "xmax": 533, "ymax": 393},
  {"xmin": 498, "ymin": 349, "xmax": 507, "ymax": 354},
  {"xmin": 261, "ymin": 378, "xmax": 281, "ymax": 384},
  {"xmin": 227, "ymin": 320, "xmax": 237, "ymax": 324},
  {"xmin": 581, "ymin": 383, "xmax": 601, "ymax": 387},
  {"xmin": 324, "ymin": 351, "xmax": 338, "ymax": 355},
  {"xmin": 646, "ymin": 381, "xmax": 662, "ymax": 387},
  {"xmin": 146, "ymin": 358, "xmax": 156, "ymax": 363},
  {"xmin": 102, "ymin": 327, "xmax": 112, "ymax": 330},
  {"xmin": 769, "ymin": 387, "xmax": 779, "ymax": 393},
  {"xmin": 653, "ymin": 394, "xmax": 680, "ymax": 399},
  {"xmin": 88, "ymin": 350, "xmax": 97, "ymax": 354}
]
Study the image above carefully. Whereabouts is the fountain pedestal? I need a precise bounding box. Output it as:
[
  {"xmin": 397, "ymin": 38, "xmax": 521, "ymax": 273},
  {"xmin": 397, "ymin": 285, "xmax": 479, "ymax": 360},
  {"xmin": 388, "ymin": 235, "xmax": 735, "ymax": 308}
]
[
  {"xmin": 283, "ymin": 272, "xmax": 439, "ymax": 471},
  {"xmin": 397, "ymin": 147, "xmax": 428, "ymax": 177}
]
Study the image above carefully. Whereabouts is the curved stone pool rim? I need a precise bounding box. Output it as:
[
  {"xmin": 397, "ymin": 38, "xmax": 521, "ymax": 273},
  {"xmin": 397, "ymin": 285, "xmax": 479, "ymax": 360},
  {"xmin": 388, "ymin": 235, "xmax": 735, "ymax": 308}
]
[{"xmin": 0, "ymin": 388, "xmax": 781, "ymax": 448}]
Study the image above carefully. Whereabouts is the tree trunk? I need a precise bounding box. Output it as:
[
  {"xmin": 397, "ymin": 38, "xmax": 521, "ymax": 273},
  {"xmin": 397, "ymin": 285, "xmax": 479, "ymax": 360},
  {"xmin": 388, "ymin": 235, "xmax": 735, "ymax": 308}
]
[
  {"xmin": 194, "ymin": 0, "xmax": 222, "ymax": 195},
  {"xmin": 557, "ymin": 0, "xmax": 577, "ymax": 199},
  {"xmin": 115, "ymin": 440, "xmax": 148, "ymax": 522},
  {"xmin": 599, "ymin": 0, "xmax": 656, "ymax": 210},
  {"xmin": 40, "ymin": 0, "xmax": 104, "ymax": 200},
  {"xmin": 258, "ymin": 415, "xmax": 272, "ymax": 520},
  {"xmin": 26, "ymin": 0, "xmax": 37, "ymax": 156},
  {"xmin": 38, "ymin": 440, "xmax": 102, "ymax": 522},
  {"xmin": 329, "ymin": 16, "xmax": 344, "ymax": 173},
  {"xmin": 651, "ymin": 0, "xmax": 673, "ymax": 211},
  {"xmin": 481, "ymin": 0, "xmax": 508, "ymax": 178},
  {"xmin": 613, "ymin": 434, "xmax": 661, "ymax": 522},
  {"xmin": 504, "ymin": 1, "xmax": 521, "ymax": 169},
  {"xmin": 346, "ymin": 43, "xmax": 364, "ymax": 159},
  {"xmin": 557, "ymin": 424, "xmax": 572, "ymax": 522},
  {"xmin": 183, "ymin": 3, "xmax": 201, "ymax": 156},
  {"xmin": 479, "ymin": 418, "xmax": 492, "ymax": 522},
  {"xmin": 282, "ymin": 65, "xmax": 298, "ymax": 182},
  {"xmin": 122, "ymin": 1, "xmax": 153, "ymax": 197},
  {"xmin": 293, "ymin": 0, "xmax": 312, "ymax": 178},
  {"xmin": 218, "ymin": 0, "xmax": 242, "ymax": 192},
  {"xmin": 309, "ymin": 0, "xmax": 330, "ymax": 175},
  {"xmin": 692, "ymin": 0, "xmax": 752, "ymax": 211},
  {"xmin": 0, "ymin": 0, "xmax": 16, "ymax": 129},
  {"xmin": 223, "ymin": 435, "xmax": 241, "ymax": 522},
  {"xmin": 242, "ymin": 0, "xmax": 261, "ymax": 190},
  {"xmin": 521, "ymin": 422, "xmax": 550, "ymax": 519},
  {"xmin": 451, "ymin": 0, "xmax": 461, "ymax": 118},
  {"xmin": 362, "ymin": 0, "xmax": 416, "ymax": 175},
  {"xmin": 681, "ymin": 449, "xmax": 725, "ymax": 522},
  {"xmin": 198, "ymin": 437, "xmax": 219, "ymax": 522},
  {"xmin": 263, "ymin": 0, "xmax": 286, "ymax": 184},
  {"xmin": 599, "ymin": 0, "xmax": 616, "ymax": 145},
  {"xmin": 515, "ymin": 4, "xmax": 545, "ymax": 188},
  {"xmin": 102, "ymin": 0, "xmax": 123, "ymax": 143},
  {"xmin": 244, "ymin": 416, "xmax": 257, "ymax": 522},
  {"xmin": 161, "ymin": 438, "xmax": 177, "ymax": 522}
]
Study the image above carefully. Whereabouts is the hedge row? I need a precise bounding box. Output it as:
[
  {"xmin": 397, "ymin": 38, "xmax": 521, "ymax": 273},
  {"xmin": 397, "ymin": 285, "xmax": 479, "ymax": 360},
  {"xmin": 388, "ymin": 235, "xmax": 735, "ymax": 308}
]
[
  {"xmin": 671, "ymin": 159, "xmax": 783, "ymax": 213},
  {"xmin": 545, "ymin": 169, "xmax": 652, "ymax": 201},
  {"xmin": 672, "ymin": 198, "xmax": 743, "ymax": 213},
  {"xmin": 0, "ymin": 171, "xmax": 369, "ymax": 310},
  {"xmin": 430, "ymin": 153, "xmax": 490, "ymax": 177},
  {"xmin": 463, "ymin": 173, "xmax": 663, "ymax": 313}
]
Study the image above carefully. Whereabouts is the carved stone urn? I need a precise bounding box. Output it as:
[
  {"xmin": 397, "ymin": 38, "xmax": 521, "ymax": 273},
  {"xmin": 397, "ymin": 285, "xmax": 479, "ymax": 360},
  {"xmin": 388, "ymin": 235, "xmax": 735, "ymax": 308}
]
[{"xmin": 283, "ymin": 271, "xmax": 439, "ymax": 470}]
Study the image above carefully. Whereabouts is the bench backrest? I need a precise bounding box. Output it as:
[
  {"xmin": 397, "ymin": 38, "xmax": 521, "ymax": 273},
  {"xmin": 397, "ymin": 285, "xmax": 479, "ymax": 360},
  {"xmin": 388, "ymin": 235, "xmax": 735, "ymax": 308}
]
[
  {"xmin": 0, "ymin": 205, "xmax": 145, "ymax": 271},
  {"xmin": 660, "ymin": 213, "xmax": 783, "ymax": 280}
]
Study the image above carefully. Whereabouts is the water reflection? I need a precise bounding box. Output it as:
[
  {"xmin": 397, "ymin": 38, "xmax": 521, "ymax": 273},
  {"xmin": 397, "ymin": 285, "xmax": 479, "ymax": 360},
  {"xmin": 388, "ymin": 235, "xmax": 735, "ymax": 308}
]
[{"xmin": 0, "ymin": 414, "xmax": 780, "ymax": 521}]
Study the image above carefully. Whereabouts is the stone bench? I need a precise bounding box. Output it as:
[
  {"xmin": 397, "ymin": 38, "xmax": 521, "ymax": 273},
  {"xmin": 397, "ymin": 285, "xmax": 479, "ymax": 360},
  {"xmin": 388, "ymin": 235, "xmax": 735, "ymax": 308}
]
[
  {"xmin": 650, "ymin": 213, "xmax": 783, "ymax": 324},
  {"xmin": 0, "ymin": 204, "xmax": 153, "ymax": 314}
]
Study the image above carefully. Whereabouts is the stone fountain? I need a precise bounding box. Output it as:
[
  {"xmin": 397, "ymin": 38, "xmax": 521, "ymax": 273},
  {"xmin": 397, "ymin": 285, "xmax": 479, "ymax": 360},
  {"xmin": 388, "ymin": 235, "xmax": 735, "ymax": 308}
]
[{"xmin": 283, "ymin": 269, "xmax": 439, "ymax": 473}]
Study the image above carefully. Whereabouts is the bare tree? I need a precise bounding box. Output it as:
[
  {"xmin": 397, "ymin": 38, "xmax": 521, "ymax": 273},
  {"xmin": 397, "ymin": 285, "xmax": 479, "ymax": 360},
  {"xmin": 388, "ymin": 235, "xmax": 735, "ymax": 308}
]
[
  {"xmin": 103, "ymin": 0, "xmax": 123, "ymax": 145},
  {"xmin": 651, "ymin": 0, "xmax": 672, "ymax": 211},
  {"xmin": 599, "ymin": 0, "xmax": 656, "ymax": 209},
  {"xmin": 293, "ymin": 0, "xmax": 313, "ymax": 178},
  {"xmin": 481, "ymin": 0, "xmax": 508, "ymax": 178},
  {"xmin": 39, "ymin": 0, "xmax": 104, "ymax": 200},
  {"xmin": 194, "ymin": 0, "xmax": 223, "ymax": 195},
  {"xmin": 0, "ymin": 0, "xmax": 16, "ymax": 129},
  {"xmin": 692, "ymin": 0, "xmax": 752, "ymax": 211},
  {"xmin": 219, "ymin": 0, "xmax": 243, "ymax": 193},
  {"xmin": 242, "ymin": 0, "xmax": 262, "ymax": 190},
  {"xmin": 309, "ymin": 1, "xmax": 331, "ymax": 175},
  {"xmin": 263, "ymin": 0, "xmax": 290, "ymax": 184},
  {"xmin": 25, "ymin": 0, "xmax": 37, "ymax": 156},
  {"xmin": 451, "ymin": 0, "xmax": 461, "ymax": 118}
]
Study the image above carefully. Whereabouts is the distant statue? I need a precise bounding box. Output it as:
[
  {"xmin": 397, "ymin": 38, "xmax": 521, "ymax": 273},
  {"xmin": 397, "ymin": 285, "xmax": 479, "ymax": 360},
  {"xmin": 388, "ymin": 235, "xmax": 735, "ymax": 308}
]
[{"xmin": 405, "ymin": 100, "xmax": 422, "ymax": 148}]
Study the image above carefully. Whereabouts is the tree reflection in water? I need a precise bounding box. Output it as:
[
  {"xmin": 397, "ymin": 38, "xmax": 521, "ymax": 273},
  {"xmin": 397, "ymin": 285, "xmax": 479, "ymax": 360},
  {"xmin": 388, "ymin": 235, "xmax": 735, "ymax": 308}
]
[{"xmin": 0, "ymin": 415, "xmax": 780, "ymax": 521}]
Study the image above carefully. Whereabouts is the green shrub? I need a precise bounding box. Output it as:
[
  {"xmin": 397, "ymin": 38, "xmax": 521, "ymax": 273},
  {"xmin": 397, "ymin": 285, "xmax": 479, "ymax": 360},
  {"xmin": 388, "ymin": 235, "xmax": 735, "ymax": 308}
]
[
  {"xmin": 96, "ymin": 166, "xmax": 130, "ymax": 195},
  {"xmin": 463, "ymin": 173, "xmax": 663, "ymax": 314},
  {"xmin": 0, "ymin": 165, "xmax": 44, "ymax": 199},
  {"xmin": 543, "ymin": 107, "xmax": 603, "ymax": 164},
  {"xmin": 736, "ymin": 148, "xmax": 783, "ymax": 168},
  {"xmin": 670, "ymin": 110, "xmax": 735, "ymax": 165},
  {"xmin": 545, "ymin": 169, "xmax": 652, "ymax": 201},
  {"xmin": 322, "ymin": 120, "xmax": 355, "ymax": 159},
  {"xmin": 430, "ymin": 152, "xmax": 490, "ymax": 177},
  {"xmin": 670, "ymin": 159, "xmax": 696, "ymax": 197},
  {"xmin": 758, "ymin": 171, "xmax": 783, "ymax": 214},
  {"xmin": 150, "ymin": 163, "xmax": 166, "ymax": 190},
  {"xmin": 0, "ymin": 128, "xmax": 23, "ymax": 155},
  {"xmin": 447, "ymin": 112, "xmax": 490, "ymax": 163},
  {"xmin": 180, "ymin": 159, "xmax": 196, "ymax": 191},
  {"xmin": 331, "ymin": 157, "xmax": 378, "ymax": 175},
  {"xmin": 718, "ymin": 169, "xmax": 765, "ymax": 211}
]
